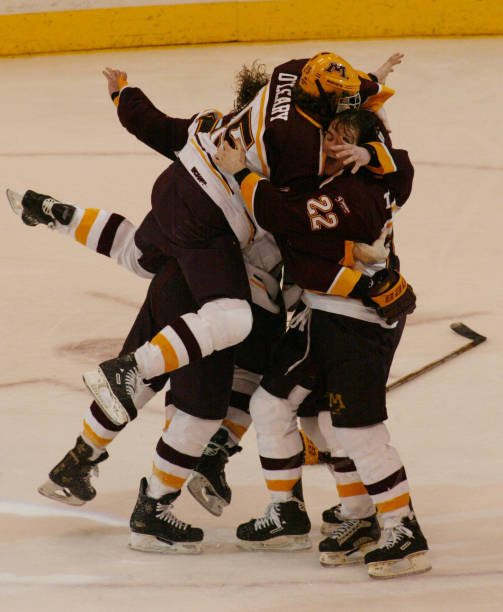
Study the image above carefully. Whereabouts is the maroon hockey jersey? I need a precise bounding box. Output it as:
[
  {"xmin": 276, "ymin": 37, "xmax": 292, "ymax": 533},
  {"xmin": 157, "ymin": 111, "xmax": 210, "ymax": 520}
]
[{"xmin": 238, "ymin": 149, "xmax": 414, "ymax": 296}]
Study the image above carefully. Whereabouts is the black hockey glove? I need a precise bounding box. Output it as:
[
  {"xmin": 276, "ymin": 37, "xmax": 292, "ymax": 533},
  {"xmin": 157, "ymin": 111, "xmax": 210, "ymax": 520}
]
[{"xmin": 351, "ymin": 269, "xmax": 416, "ymax": 324}]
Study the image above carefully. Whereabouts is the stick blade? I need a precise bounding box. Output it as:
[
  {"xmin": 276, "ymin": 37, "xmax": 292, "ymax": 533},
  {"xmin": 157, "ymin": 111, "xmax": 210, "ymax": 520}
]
[{"xmin": 450, "ymin": 322, "xmax": 487, "ymax": 345}]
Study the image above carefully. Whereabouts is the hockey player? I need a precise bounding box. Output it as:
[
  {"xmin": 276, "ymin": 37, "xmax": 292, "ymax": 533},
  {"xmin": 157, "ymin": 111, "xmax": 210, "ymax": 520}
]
[
  {"xmin": 213, "ymin": 109, "xmax": 431, "ymax": 578},
  {"xmin": 8, "ymin": 185, "xmax": 240, "ymax": 552}
]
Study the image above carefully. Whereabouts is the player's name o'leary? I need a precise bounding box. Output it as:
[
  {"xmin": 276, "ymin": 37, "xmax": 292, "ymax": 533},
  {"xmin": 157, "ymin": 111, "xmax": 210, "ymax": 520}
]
[{"xmin": 270, "ymin": 73, "xmax": 297, "ymax": 122}]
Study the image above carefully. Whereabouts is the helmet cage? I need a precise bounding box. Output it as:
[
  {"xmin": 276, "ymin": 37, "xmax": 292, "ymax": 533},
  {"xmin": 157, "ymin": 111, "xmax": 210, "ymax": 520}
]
[{"xmin": 335, "ymin": 91, "xmax": 361, "ymax": 113}]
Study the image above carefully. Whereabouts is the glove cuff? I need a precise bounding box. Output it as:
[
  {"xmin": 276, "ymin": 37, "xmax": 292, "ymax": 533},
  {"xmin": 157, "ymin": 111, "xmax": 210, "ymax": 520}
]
[{"xmin": 370, "ymin": 272, "xmax": 408, "ymax": 308}]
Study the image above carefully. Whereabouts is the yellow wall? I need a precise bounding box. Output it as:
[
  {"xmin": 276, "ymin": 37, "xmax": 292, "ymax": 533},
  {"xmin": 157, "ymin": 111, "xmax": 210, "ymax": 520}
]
[{"xmin": 1, "ymin": 0, "xmax": 501, "ymax": 57}]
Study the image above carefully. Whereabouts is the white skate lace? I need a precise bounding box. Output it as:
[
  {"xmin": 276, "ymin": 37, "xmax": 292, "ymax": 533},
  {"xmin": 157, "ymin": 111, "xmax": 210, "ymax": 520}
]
[
  {"xmin": 330, "ymin": 518, "xmax": 360, "ymax": 541},
  {"xmin": 254, "ymin": 503, "xmax": 282, "ymax": 531},
  {"xmin": 41, "ymin": 198, "xmax": 57, "ymax": 217},
  {"xmin": 156, "ymin": 503, "xmax": 188, "ymax": 531},
  {"xmin": 125, "ymin": 369, "xmax": 138, "ymax": 399},
  {"xmin": 202, "ymin": 442, "xmax": 221, "ymax": 457},
  {"xmin": 285, "ymin": 307, "xmax": 312, "ymax": 374},
  {"xmin": 381, "ymin": 523, "xmax": 413, "ymax": 549},
  {"xmin": 202, "ymin": 441, "xmax": 231, "ymax": 459}
]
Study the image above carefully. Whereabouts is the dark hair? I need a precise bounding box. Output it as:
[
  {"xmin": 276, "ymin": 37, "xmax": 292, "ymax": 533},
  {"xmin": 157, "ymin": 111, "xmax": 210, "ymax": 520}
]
[
  {"xmin": 332, "ymin": 109, "xmax": 387, "ymax": 145},
  {"xmin": 292, "ymin": 83, "xmax": 342, "ymax": 129},
  {"xmin": 233, "ymin": 61, "xmax": 270, "ymax": 112}
]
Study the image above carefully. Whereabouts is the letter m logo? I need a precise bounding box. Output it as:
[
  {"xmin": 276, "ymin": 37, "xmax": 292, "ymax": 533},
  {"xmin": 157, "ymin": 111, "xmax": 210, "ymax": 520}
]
[{"xmin": 325, "ymin": 62, "xmax": 347, "ymax": 78}]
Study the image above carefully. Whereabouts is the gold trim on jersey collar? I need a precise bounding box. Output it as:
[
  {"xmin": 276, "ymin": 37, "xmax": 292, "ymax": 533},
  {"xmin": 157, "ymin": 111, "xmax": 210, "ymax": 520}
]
[{"xmin": 294, "ymin": 105, "xmax": 322, "ymax": 128}]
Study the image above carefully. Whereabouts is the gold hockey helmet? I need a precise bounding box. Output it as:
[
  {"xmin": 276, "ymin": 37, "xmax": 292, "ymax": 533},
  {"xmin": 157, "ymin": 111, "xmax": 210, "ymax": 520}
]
[{"xmin": 299, "ymin": 52, "xmax": 361, "ymax": 112}]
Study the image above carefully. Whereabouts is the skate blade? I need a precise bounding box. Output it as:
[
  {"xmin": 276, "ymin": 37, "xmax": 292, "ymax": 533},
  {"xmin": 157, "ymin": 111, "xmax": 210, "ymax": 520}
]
[
  {"xmin": 320, "ymin": 548, "xmax": 365, "ymax": 567},
  {"xmin": 187, "ymin": 473, "xmax": 228, "ymax": 517},
  {"xmin": 128, "ymin": 532, "xmax": 202, "ymax": 555},
  {"xmin": 38, "ymin": 479, "xmax": 86, "ymax": 506},
  {"xmin": 367, "ymin": 551, "xmax": 432, "ymax": 579},
  {"xmin": 83, "ymin": 369, "xmax": 129, "ymax": 426},
  {"xmin": 319, "ymin": 540, "xmax": 377, "ymax": 567},
  {"xmin": 6, "ymin": 188, "xmax": 24, "ymax": 217},
  {"xmin": 237, "ymin": 535, "xmax": 312, "ymax": 552}
]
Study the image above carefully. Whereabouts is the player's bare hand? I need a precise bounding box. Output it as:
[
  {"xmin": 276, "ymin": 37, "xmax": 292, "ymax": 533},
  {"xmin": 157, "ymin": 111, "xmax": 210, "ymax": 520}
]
[
  {"xmin": 353, "ymin": 229, "xmax": 390, "ymax": 264},
  {"xmin": 332, "ymin": 144, "xmax": 371, "ymax": 174},
  {"xmin": 103, "ymin": 67, "xmax": 128, "ymax": 96},
  {"xmin": 372, "ymin": 53, "xmax": 404, "ymax": 84},
  {"xmin": 213, "ymin": 140, "xmax": 246, "ymax": 174}
]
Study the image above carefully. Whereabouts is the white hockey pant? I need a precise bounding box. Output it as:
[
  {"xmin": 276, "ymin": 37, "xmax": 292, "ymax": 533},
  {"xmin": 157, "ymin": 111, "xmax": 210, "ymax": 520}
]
[
  {"xmin": 136, "ymin": 298, "xmax": 253, "ymax": 378},
  {"xmin": 250, "ymin": 385, "xmax": 310, "ymax": 499}
]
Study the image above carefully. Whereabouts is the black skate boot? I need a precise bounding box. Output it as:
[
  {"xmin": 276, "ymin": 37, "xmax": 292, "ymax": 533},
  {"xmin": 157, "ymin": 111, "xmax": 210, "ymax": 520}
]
[
  {"xmin": 236, "ymin": 480, "xmax": 311, "ymax": 551},
  {"xmin": 319, "ymin": 513, "xmax": 380, "ymax": 566},
  {"xmin": 320, "ymin": 503, "xmax": 346, "ymax": 535},
  {"xmin": 129, "ymin": 478, "xmax": 203, "ymax": 554},
  {"xmin": 6, "ymin": 189, "xmax": 75, "ymax": 227},
  {"xmin": 38, "ymin": 436, "xmax": 108, "ymax": 506},
  {"xmin": 83, "ymin": 353, "xmax": 140, "ymax": 426},
  {"xmin": 364, "ymin": 513, "xmax": 431, "ymax": 578},
  {"xmin": 187, "ymin": 428, "xmax": 242, "ymax": 516}
]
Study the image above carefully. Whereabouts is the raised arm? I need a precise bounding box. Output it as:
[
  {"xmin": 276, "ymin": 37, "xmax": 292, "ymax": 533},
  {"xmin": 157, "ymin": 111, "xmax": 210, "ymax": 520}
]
[
  {"xmin": 103, "ymin": 67, "xmax": 193, "ymax": 160},
  {"xmin": 370, "ymin": 53, "xmax": 404, "ymax": 85}
]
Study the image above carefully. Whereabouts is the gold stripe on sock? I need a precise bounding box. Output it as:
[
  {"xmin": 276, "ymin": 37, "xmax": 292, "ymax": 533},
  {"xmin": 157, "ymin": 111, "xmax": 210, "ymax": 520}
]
[
  {"xmin": 82, "ymin": 420, "xmax": 113, "ymax": 447},
  {"xmin": 337, "ymin": 481, "xmax": 367, "ymax": 497},
  {"xmin": 150, "ymin": 333, "xmax": 179, "ymax": 372},
  {"xmin": 222, "ymin": 419, "xmax": 247, "ymax": 440},
  {"xmin": 75, "ymin": 208, "xmax": 99, "ymax": 245},
  {"xmin": 152, "ymin": 463, "xmax": 185, "ymax": 489},
  {"xmin": 376, "ymin": 492, "xmax": 410, "ymax": 514},
  {"xmin": 266, "ymin": 478, "xmax": 299, "ymax": 492}
]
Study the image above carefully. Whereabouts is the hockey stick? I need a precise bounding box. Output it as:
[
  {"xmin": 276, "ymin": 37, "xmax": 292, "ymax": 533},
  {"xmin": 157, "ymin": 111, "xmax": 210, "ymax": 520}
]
[{"xmin": 386, "ymin": 322, "xmax": 487, "ymax": 392}]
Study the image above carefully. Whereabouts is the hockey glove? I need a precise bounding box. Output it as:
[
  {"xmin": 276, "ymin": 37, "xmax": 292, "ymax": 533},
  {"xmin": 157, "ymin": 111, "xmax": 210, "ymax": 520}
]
[
  {"xmin": 352, "ymin": 269, "xmax": 416, "ymax": 324},
  {"xmin": 300, "ymin": 429, "xmax": 331, "ymax": 465}
]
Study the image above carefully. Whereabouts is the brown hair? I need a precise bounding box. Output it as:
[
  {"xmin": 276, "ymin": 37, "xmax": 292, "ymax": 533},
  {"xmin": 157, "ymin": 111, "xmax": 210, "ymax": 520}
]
[
  {"xmin": 233, "ymin": 61, "xmax": 270, "ymax": 112},
  {"xmin": 334, "ymin": 109, "xmax": 388, "ymax": 145},
  {"xmin": 292, "ymin": 83, "xmax": 342, "ymax": 129}
]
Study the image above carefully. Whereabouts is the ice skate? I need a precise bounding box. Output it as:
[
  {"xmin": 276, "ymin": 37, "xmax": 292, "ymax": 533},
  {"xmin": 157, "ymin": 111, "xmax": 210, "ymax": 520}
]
[
  {"xmin": 236, "ymin": 481, "xmax": 311, "ymax": 551},
  {"xmin": 83, "ymin": 353, "xmax": 140, "ymax": 426},
  {"xmin": 187, "ymin": 428, "xmax": 241, "ymax": 516},
  {"xmin": 129, "ymin": 478, "xmax": 203, "ymax": 554},
  {"xmin": 319, "ymin": 514, "xmax": 380, "ymax": 566},
  {"xmin": 6, "ymin": 188, "xmax": 75, "ymax": 227},
  {"xmin": 364, "ymin": 513, "xmax": 431, "ymax": 578},
  {"xmin": 38, "ymin": 436, "xmax": 108, "ymax": 506},
  {"xmin": 320, "ymin": 502, "xmax": 346, "ymax": 535}
]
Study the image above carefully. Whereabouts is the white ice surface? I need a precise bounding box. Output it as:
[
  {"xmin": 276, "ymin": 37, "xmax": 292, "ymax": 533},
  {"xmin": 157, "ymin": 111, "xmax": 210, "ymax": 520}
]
[{"xmin": 1, "ymin": 37, "xmax": 503, "ymax": 611}]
